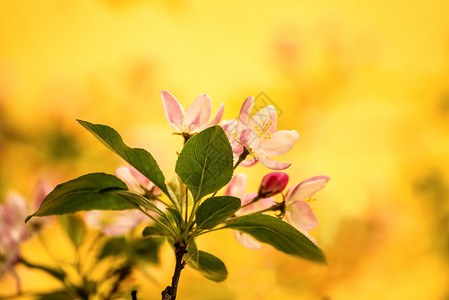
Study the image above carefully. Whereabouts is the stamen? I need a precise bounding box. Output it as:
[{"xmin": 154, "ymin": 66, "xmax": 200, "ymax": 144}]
[{"xmin": 255, "ymin": 119, "xmax": 273, "ymax": 139}]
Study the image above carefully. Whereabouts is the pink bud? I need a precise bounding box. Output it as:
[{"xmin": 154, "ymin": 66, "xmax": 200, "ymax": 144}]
[{"xmin": 258, "ymin": 172, "xmax": 289, "ymax": 197}]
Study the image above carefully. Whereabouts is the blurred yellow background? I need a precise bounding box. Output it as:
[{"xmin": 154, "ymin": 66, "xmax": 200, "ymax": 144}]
[{"xmin": 1, "ymin": 0, "xmax": 449, "ymax": 299}]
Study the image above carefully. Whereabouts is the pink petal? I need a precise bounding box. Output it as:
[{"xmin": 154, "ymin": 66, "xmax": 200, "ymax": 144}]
[
  {"xmin": 285, "ymin": 175, "xmax": 330, "ymax": 203},
  {"xmin": 286, "ymin": 201, "xmax": 319, "ymax": 232},
  {"xmin": 114, "ymin": 166, "xmax": 145, "ymax": 194},
  {"xmin": 248, "ymin": 105, "xmax": 277, "ymax": 135},
  {"xmin": 237, "ymin": 125, "xmax": 261, "ymax": 152},
  {"xmin": 260, "ymin": 130, "xmax": 299, "ymax": 157},
  {"xmin": 160, "ymin": 90, "xmax": 184, "ymax": 131},
  {"xmin": 238, "ymin": 96, "xmax": 254, "ymax": 126},
  {"xmin": 238, "ymin": 193, "xmax": 275, "ymax": 215},
  {"xmin": 207, "ymin": 102, "xmax": 225, "ymax": 127},
  {"xmin": 257, "ymin": 154, "xmax": 291, "ymax": 170},
  {"xmin": 233, "ymin": 231, "xmax": 261, "ymax": 250},
  {"xmin": 33, "ymin": 180, "xmax": 52, "ymax": 210},
  {"xmin": 184, "ymin": 93, "xmax": 212, "ymax": 132},
  {"xmin": 221, "ymin": 119, "xmax": 237, "ymax": 139},
  {"xmin": 224, "ymin": 174, "xmax": 247, "ymax": 199},
  {"xmin": 239, "ymin": 157, "xmax": 258, "ymax": 167},
  {"xmin": 129, "ymin": 166, "xmax": 153, "ymax": 189}
]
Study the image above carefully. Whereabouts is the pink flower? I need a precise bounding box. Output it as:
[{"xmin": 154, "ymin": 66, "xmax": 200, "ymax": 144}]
[
  {"xmin": 224, "ymin": 174, "xmax": 276, "ymax": 250},
  {"xmin": 258, "ymin": 172, "xmax": 289, "ymax": 198},
  {"xmin": 84, "ymin": 209, "xmax": 147, "ymax": 237},
  {"xmin": 85, "ymin": 166, "xmax": 162, "ymax": 236},
  {"xmin": 284, "ymin": 175, "xmax": 330, "ymax": 244},
  {"xmin": 222, "ymin": 96, "xmax": 299, "ymax": 170},
  {"xmin": 0, "ymin": 193, "xmax": 30, "ymax": 292},
  {"xmin": 160, "ymin": 90, "xmax": 224, "ymax": 134},
  {"xmin": 115, "ymin": 166, "xmax": 161, "ymax": 198}
]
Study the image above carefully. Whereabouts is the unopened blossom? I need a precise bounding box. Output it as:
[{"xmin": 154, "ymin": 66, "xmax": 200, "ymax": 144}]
[
  {"xmin": 224, "ymin": 174, "xmax": 276, "ymax": 250},
  {"xmin": 160, "ymin": 90, "xmax": 224, "ymax": 135},
  {"xmin": 258, "ymin": 172, "xmax": 289, "ymax": 198},
  {"xmin": 222, "ymin": 96, "xmax": 299, "ymax": 170},
  {"xmin": 115, "ymin": 166, "xmax": 161, "ymax": 198},
  {"xmin": 284, "ymin": 175, "xmax": 330, "ymax": 244}
]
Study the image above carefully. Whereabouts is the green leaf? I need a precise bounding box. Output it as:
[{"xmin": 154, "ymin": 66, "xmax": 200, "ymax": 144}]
[
  {"xmin": 105, "ymin": 189, "xmax": 164, "ymax": 217},
  {"xmin": 166, "ymin": 207, "xmax": 182, "ymax": 230},
  {"xmin": 99, "ymin": 237, "xmax": 163, "ymax": 264},
  {"xmin": 224, "ymin": 214, "xmax": 326, "ymax": 263},
  {"xmin": 195, "ymin": 196, "xmax": 241, "ymax": 230},
  {"xmin": 59, "ymin": 215, "xmax": 86, "ymax": 248},
  {"xmin": 77, "ymin": 120, "xmax": 168, "ymax": 196},
  {"xmin": 186, "ymin": 240, "xmax": 199, "ymax": 267},
  {"xmin": 175, "ymin": 126, "xmax": 233, "ymax": 202},
  {"xmin": 142, "ymin": 225, "xmax": 167, "ymax": 237},
  {"xmin": 188, "ymin": 250, "xmax": 227, "ymax": 282},
  {"xmin": 26, "ymin": 173, "xmax": 136, "ymax": 222}
]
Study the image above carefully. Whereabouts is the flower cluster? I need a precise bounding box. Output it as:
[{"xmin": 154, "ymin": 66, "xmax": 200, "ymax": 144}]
[
  {"xmin": 161, "ymin": 90, "xmax": 330, "ymax": 248},
  {"xmin": 18, "ymin": 90, "xmax": 329, "ymax": 300}
]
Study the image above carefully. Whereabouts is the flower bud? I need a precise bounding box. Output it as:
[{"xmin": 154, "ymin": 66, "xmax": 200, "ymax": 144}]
[{"xmin": 258, "ymin": 172, "xmax": 289, "ymax": 198}]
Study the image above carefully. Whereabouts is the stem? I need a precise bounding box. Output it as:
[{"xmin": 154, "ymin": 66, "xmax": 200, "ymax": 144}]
[
  {"xmin": 161, "ymin": 242, "xmax": 187, "ymax": 300},
  {"xmin": 233, "ymin": 147, "xmax": 250, "ymax": 170},
  {"xmin": 241, "ymin": 195, "xmax": 262, "ymax": 209}
]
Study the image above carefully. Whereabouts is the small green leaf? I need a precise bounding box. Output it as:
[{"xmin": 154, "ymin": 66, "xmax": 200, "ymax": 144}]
[
  {"xmin": 106, "ymin": 189, "xmax": 164, "ymax": 217},
  {"xmin": 224, "ymin": 214, "xmax": 326, "ymax": 263},
  {"xmin": 166, "ymin": 207, "xmax": 182, "ymax": 229},
  {"xmin": 142, "ymin": 225, "xmax": 166, "ymax": 237},
  {"xmin": 59, "ymin": 215, "xmax": 86, "ymax": 248},
  {"xmin": 77, "ymin": 120, "xmax": 168, "ymax": 196},
  {"xmin": 188, "ymin": 250, "xmax": 227, "ymax": 282},
  {"xmin": 175, "ymin": 126, "xmax": 233, "ymax": 201},
  {"xmin": 186, "ymin": 240, "xmax": 199, "ymax": 267},
  {"xmin": 26, "ymin": 173, "xmax": 136, "ymax": 222},
  {"xmin": 195, "ymin": 196, "xmax": 241, "ymax": 230}
]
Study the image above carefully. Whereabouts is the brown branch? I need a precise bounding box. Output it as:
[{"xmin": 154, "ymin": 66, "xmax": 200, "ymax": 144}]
[{"xmin": 161, "ymin": 242, "xmax": 187, "ymax": 300}]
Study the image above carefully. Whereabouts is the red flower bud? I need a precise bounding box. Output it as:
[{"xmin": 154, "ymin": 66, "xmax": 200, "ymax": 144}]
[{"xmin": 258, "ymin": 172, "xmax": 289, "ymax": 197}]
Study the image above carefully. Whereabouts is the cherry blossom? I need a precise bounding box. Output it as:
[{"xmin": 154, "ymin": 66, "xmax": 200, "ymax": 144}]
[
  {"xmin": 224, "ymin": 174, "xmax": 276, "ymax": 250},
  {"xmin": 284, "ymin": 175, "xmax": 330, "ymax": 244},
  {"xmin": 222, "ymin": 96, "xmax": 299, "ymax": 170},
  {"xmin": 160, "ymin": 90, "xmax": 224, "ymax": 135},
  {"xmin": 85, "ymin": 166, "xmax": 162, "ymax": 236},
  {"xmin": 115, "ymin": 166, "xmax": 161, "ymax": 198},
  {"xmin": 84, "ymin": 209, "xmax": 146, "ymax": 237},
  {"xmin": 0, "ymin": 193, "xmax": 31, "ymax": 292}
]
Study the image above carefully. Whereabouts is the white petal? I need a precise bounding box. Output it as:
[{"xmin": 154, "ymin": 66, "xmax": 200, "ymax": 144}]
[
  {"xmin": 184, "ymin": 93, "xmax": 212, "ymax": 132},
  {"xmin": 160, "ymin": 90, "xmax": 184, "ymax": 131},
  {"xmin": 233, "ymin": 231, "xmax": 261, "ymax": 250},
  {"xmin": 285, "ymin": 175, "xmax": 330, "ymax": 203},
  {"xmin": 260, "ymin": 130, "xmax": 299, "ymax": 157},
  {"xmin": 286, "ymin": 201, "xmax": 319, "ymax": 232},
  {"xmin": 257, "ymin": 154, "xmax": 291, "ymax": 170}
]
